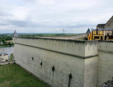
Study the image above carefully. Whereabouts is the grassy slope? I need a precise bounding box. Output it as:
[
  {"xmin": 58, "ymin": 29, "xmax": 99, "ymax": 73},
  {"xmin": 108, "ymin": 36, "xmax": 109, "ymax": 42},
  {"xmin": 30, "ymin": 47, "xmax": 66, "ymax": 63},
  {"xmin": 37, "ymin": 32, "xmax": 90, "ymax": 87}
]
[{"xmin": 0, "ymin": 64, "xmax": 51, "ymax": 87}]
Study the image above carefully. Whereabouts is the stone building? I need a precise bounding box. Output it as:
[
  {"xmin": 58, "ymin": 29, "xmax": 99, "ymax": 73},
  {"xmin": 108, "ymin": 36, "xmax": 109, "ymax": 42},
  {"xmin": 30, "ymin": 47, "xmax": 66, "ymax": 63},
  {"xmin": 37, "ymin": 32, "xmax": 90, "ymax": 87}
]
[
  {"xmin": 97, "ymin": 16, "xmax": 113, "ymax": 29},
  {"xmin": 105, "ymin": 16, "xmax": 113, "ymax": 29}
]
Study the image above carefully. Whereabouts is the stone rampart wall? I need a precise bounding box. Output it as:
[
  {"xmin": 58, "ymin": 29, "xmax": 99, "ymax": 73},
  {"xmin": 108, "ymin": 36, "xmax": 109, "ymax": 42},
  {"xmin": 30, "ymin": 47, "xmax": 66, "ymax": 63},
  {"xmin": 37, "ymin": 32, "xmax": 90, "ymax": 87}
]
[{"xmin": 14, "ymin": 38, "xmax": 98, "ymax": 87}]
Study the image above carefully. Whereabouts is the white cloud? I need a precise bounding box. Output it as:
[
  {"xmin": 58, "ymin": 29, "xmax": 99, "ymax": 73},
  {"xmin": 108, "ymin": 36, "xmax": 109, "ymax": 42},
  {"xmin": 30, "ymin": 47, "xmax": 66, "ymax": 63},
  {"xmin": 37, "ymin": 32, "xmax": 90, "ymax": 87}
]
[
  {"xmin": 11, "ymin": 7, "xmax": 30, "ymax": 21},
  {"xmin": 0, "ymin": 0, "xmax": 113, "ymax": 33},
  {"xmin": 36, "ymin": 0, "xmax": 55, "ymax": 5}
]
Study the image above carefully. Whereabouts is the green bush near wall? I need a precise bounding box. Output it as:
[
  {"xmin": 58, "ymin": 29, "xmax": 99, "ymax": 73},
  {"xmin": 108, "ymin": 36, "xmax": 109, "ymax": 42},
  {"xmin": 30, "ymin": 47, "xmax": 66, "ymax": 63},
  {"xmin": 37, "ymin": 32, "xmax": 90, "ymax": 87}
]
[{"xmin": 9, "ymin": 54, "xmax": 14, "ymax": 61}]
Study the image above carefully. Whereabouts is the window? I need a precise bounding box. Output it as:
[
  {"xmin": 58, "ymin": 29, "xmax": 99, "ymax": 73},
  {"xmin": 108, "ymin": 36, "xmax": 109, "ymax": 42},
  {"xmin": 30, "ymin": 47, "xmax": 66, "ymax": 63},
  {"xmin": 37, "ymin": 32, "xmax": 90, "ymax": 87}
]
[
  {"xmin": 32, "ymin": 57, "xmax": 34, "ymax": 60},
  {"xmin": 52, "ymin": 66, "xmax": 55, "ymax": 72},
  {"xmin": 40, "ymin": 61, "xmax": 43, "ymax": 67},
  {"xmin": 68, "ymin": 73, "xmax": 72, "ymax": 87}
]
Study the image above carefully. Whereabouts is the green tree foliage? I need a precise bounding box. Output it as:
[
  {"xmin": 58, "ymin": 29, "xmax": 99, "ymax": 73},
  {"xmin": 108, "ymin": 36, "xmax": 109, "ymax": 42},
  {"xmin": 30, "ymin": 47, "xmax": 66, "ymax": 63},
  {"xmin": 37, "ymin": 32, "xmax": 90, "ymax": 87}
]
[
  {"xmin": 0, "ymin": 35, "xmax": 12, "ymax": 41},
  {"xmin": 9, "ymin": 54, "xmax": 14, "ymax": 61},
  {"xmin": 0, "ymin": 34, "xmax": 14, "ymax": 47}
]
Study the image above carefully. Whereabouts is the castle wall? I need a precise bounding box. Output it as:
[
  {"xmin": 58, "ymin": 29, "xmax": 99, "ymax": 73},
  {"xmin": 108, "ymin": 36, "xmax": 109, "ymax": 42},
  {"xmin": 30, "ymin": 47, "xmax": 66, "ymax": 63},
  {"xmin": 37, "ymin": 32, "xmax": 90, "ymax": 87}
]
[
  {"xmin": 14, "ymin": 38, "xmax": 98, "ymax": 87},
  {"xmin": 98, "ymin": 42, "xmax": 113, "ymax": 87},
  {"xmin": 84, "ymin": 57, "xmax": 98, "ymax": 87}
]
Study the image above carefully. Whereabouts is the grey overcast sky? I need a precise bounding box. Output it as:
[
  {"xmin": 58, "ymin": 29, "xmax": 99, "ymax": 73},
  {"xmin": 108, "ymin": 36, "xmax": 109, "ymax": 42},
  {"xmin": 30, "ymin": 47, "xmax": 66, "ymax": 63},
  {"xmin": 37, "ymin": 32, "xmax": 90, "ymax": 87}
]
[{"xmin": 0, "ymin": 0, "xmax": 113, "ymax": 33}]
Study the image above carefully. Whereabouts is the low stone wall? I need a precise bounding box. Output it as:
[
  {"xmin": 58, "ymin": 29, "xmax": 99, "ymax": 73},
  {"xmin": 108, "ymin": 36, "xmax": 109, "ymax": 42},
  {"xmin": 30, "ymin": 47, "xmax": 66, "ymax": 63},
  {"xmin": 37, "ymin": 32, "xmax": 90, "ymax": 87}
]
[{"xmin": 14, "ymin": 38, "xmax": 98, "ymax": 87}]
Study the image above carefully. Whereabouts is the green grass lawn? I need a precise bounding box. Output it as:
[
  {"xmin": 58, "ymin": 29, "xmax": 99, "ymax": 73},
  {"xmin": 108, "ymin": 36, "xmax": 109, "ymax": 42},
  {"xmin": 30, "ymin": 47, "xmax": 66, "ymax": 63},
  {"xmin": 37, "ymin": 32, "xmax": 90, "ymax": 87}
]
[{"xmin": 0, "ymin": 64, "xmax": 51, "ymax": 87}]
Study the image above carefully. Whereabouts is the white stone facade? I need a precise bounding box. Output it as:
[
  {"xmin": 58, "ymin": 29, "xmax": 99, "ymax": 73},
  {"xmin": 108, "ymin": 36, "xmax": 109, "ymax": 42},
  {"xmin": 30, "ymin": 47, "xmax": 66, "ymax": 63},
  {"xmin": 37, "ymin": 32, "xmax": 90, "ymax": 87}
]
[{"xmin": 14, "ymin": 38, "xmax": 113, "ymax": 87}]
